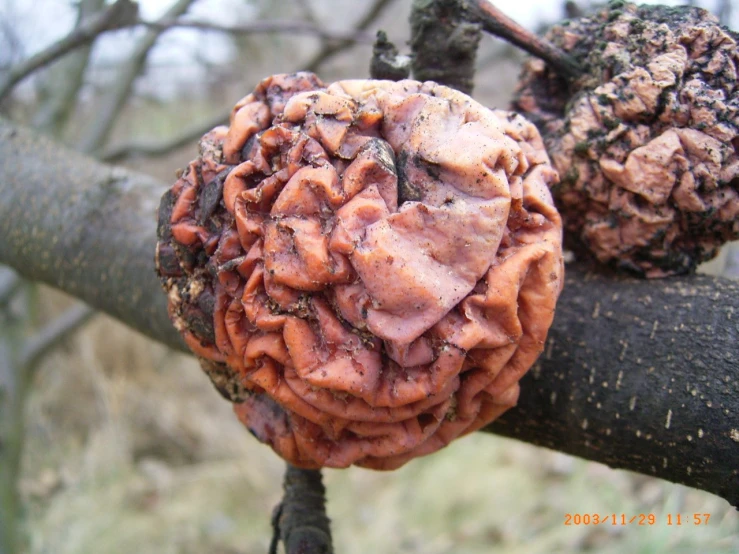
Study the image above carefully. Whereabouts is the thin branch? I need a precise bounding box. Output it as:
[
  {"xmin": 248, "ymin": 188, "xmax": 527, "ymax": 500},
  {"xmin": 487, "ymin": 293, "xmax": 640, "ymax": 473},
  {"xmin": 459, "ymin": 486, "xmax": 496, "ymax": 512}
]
[
  {"xmin": 139, "ymin": 18, "xmax": 375, "ymax": 44},
  {"xmin": 101, "ymin": 112, "xmax": 228, "ymax": 163},
  {"xmin": 76, "ymin": 0, "xmax": 196, "ymax": 155},
  {"xmin": 270, "ymin": 465, "xmax": 333, "ymax": 554},
  {"xmin": 20, "ymin": 303, "xmax": 95, "ymax": 372},
  {"xmin": 0, "ymin": 0, "xmax": 138, "ymax": 104},
  {"xmin": 105, "ymin": 0, "xmax": 399, "ymax": 163},
  {"xmin": 467, "ymin": 0, "xmax": 582, "ymax": 80},
  {"xmin": 303, "ymin": 0, "xmax": 398, "ymax": 73},
  {"xmin": 32, "ymin": 0, "xmax": 107, "ymax": 136}
]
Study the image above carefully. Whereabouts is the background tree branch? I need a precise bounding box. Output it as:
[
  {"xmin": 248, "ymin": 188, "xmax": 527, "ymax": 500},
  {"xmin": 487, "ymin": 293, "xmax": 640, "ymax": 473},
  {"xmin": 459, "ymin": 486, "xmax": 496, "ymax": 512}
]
[
  {"xmin": 0, "ymin": 0, "xmax": 138, "ymax": 104},
  {"xmin": 76, "ymin": 0, "xmax": 196, "ymax": 155},
  {"xmin": 1, "ymin": 117, "xmax": 736, "ymax": 507},
  {"xmin": 31, "ymin": 0, "xmax": 107, "ymax": 136}
]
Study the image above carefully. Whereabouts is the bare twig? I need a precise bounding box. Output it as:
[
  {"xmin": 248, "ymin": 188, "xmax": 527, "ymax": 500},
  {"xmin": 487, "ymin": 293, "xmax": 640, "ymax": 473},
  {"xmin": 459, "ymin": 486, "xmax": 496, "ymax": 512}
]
[
  {"xmin": 303, "ymin": 0, "xmax": 398, "ymax": 73},
  {"xmin": 468, "ymin": 0, "xmax": 582, "ymax": 80},
  {"xmin": 139, "ymin": 18, "xmax": 375, "ymax": 44},
  {"xmin": 32, "ymin": 0, "xmax": 107, "ymax": 136},
  {"xmin": 77, "ymin": 0, "xmax": 196, "ymax": 155},
  {"xmin": 270, "ymin": 465, "xmax": 333, "ymax": 554},
  {"xmin": 0, "ymin": 0, "xmax": 138, "ymax": 104},
  {"xmin": 105, "ymin": 0, "xmax": 399, "ymax": 163},
  {"xmin": 20, "ymin": 303, "xmax": 95, "ymax": 372},
  {"xmin": 101, "ymin": 112, "xmax": 228, "ymax": 162}
]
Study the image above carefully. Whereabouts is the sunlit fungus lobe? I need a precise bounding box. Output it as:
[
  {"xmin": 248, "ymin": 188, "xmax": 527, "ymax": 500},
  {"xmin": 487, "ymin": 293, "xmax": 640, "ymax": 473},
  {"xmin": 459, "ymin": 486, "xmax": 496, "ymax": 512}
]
[
  {"xmin": 514, "ymin": 3, "xmax": 739, "ymax": 277},
  {"xmin": 156, "ymin": 72, "xmax": 564, "ymax": 469}
]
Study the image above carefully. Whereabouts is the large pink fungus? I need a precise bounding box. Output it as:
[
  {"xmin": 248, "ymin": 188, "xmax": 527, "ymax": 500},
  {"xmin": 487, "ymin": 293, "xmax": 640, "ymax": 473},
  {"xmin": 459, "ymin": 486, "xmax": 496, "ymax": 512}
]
[
  {"xmin": 156, "ymin": 72, "xmax": 564, "ymax": 469},
  {"xmin": 514, "ymin": 3, "xmax": 739, "ymax": 277}
]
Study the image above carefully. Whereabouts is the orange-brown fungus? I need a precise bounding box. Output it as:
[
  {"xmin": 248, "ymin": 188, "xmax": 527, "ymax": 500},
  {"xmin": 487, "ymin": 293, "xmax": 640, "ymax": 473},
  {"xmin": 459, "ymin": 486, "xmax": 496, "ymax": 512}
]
[
  {"xmin": 156, "ymin": 72, "xmax": 564, "ymax": 469},
  {"xmin": 514, "ymin": 3, "xmax": 739, "ymax": 277}
]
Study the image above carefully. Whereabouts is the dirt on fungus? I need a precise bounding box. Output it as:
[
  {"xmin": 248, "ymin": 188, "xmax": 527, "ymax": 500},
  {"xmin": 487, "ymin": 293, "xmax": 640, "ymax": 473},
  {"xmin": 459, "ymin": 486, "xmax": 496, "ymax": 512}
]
[
  {"xmin": 156, "ymin": 72, "xmax": 564, "ymax": 470},
  {"xmin": 514, "ymin": 2, "xmax": 739, "ymax": 277}
]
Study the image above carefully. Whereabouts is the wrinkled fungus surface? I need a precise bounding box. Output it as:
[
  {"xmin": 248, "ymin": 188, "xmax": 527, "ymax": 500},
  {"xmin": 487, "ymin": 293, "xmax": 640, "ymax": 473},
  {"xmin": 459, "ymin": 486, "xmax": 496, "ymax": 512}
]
[
  {"xmin": 514, "ymin": 3, "xmax": 739, "ymax": 277},
  {"xmin": 157, "ymin": 72, "xmax": 564, "ymax": 469}
]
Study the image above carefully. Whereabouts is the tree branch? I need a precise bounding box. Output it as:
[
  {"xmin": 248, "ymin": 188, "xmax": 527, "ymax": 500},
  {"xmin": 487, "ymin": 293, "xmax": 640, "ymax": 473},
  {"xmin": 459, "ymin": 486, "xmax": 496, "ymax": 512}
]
[
  {"xmin": 370, "ymin": 31, "xmax": 411, "ymax": 81},
  {"xmin": 270, "ymin": 465, "xmax": 333, "ymax": 554},
  {"xmin": 467, "ymin": 0, "xmax": 581, "ymax": 80},
  {"xmin": 76, "ymin": 0, "xmax": 195, "ymax": 155},
  {"xmin": 101, "ymin": 112, "xmax": 229, "ymax": 163},
  {"xmin": 32, "ymin": 0, "xmax": 107, "ymax": 136},
  {"xmin": 1, "ymin": 294, "xmax": 93, "ymax": 554},
  {"xmin": 302, "ymin": 0, "xmax": 398, "ymax": 74},
  {"xmin": 410, "ymin": 0, "xmax": 482, "ymax": 94},
  {"xmin": 1, "ymin": 118, "xmax": 737, "ymax": 506},
  {"xmin": 104, "ymin": 0, "xmax": 398, "ymax": 163},
  {"xmin": 0, "ymin": 117, "xmax": 182, "ymax": 351},
  {"xmin": 20, "ymin": 303, "xmax": 95, "ymax": 372},
  {"xmin": 485, "ymin": 265, "xmax": 739, "ymax": 508},
  {"xmin": 139, "ymin": 18, "xmax": 375, "ymax": 44},
  {"xmin": 0, "ymin": 0, "xmax": 138, "ymax": 104}
]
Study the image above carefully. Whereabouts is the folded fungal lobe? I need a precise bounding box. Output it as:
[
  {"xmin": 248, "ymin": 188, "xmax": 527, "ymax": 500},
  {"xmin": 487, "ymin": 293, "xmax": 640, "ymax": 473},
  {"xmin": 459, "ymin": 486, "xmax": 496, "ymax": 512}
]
[{"xmin": 157, "ymin": 72, "xmax": 564, "ymax": 469}]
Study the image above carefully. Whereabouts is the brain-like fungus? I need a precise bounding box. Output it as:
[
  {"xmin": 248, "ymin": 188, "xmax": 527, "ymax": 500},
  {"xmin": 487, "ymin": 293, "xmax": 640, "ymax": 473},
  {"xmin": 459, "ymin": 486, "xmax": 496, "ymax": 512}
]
[
  {"xmin": 514, "ymin": 3, "xmax": 739, "ymax": 277},
  {"xmin": 156, "ymin": 72, "xmax": 564, "ymax": 469}
]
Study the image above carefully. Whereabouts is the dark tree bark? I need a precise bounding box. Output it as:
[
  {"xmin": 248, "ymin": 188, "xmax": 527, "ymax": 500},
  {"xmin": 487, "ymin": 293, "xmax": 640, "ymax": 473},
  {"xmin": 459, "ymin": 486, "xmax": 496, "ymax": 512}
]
[
  {"xmin": 0, "ymin": 118, "xmax": 182, "ymax": 351},
  {"xmin": 410, "ymin": 0, "xmax": 481, "ymax": 94},
  {"xmin": 1, "ymin": 119, "xmax": 737, "ymax": 507},
  {"xmin": 270, "ymin": 465, "xmax": 333, "ymax": 554},
  {"xmin": 486, "ymin": 265, "xmax": 739, "ymax": 508}
]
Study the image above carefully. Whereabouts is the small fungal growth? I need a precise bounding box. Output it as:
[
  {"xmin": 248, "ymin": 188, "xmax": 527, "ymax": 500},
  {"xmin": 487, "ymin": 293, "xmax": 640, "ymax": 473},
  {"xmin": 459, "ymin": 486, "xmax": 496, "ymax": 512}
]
[
  {"xmin": 514, "ymin": 3, "xmax": 739, "ymax": 277},
  {"xmin": 156, "ymin": 72, "xmax": 564, "ymax": 469}
]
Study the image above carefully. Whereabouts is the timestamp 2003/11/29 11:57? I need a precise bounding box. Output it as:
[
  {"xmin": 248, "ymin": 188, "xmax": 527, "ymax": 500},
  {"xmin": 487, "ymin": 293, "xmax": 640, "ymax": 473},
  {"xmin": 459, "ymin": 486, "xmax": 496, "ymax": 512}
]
[{"xmin": 564, "ymin": 513, "xmax": 713, "ymax": 526}]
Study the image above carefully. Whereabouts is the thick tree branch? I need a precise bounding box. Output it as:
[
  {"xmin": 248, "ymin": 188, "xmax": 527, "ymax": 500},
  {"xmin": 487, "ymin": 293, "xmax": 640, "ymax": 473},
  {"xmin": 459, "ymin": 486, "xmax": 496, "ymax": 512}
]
[
  {"xmin": 410, "ymin": 0, "xmax": 482, "ymax": 94},
  {"xmin": 0, "ymin": 117, "xmax": 182, "ymax": 350},
  {"xmin": 485, "ymin": 265, "xmax": 739, "ymax": 508},
  {"xmin": 0, "ymin": 0, "xmax": 138, "ymax": 104},
  {"xmin": 0, "ymin": 119, "xmax": 737, "ymax": 506}
]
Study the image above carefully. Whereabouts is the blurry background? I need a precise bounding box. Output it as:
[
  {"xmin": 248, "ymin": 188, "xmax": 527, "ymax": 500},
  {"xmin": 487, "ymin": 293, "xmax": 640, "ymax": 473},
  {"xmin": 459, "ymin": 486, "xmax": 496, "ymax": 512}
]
[{"xmin": 1, "ymin": 0, "xmax": 738, "ymax": 552}]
